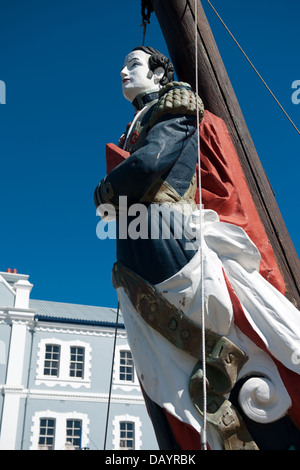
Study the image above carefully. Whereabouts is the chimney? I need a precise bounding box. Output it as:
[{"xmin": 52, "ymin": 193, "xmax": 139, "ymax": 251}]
[{"xmin": 14, "ymin": 280, "xmax": 33, "ymax": 309}]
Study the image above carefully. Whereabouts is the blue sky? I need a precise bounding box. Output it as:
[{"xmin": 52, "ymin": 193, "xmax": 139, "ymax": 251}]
[{"xmin": 0, "ymin": 0, "xmax": 299, "ymax": 308}]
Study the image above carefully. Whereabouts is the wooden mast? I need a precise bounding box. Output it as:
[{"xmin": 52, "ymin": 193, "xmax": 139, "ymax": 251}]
[{"xmin": 148, "ymin": 0, "xmax": 300, "ymax": 307}]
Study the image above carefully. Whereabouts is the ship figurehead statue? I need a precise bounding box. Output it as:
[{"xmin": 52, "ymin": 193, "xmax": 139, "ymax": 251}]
[{"xmin": 95, "ymin": 46, "xmax": 300, "ymax": 450}]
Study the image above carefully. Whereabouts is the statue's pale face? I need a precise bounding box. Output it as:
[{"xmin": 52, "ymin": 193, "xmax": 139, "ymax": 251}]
[{"xmin": 121, "ymin": 50, "xmax": 164, "ymax": 102}]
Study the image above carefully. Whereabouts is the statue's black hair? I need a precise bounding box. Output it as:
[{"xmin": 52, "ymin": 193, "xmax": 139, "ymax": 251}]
[{"xmin": 132, "ymin": 46, "xmax": 174, "ymax": 86}]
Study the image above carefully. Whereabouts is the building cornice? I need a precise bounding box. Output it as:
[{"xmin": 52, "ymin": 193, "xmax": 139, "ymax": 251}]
[
  {"xmin": 19, "ymin": 388, "xmax": 144, "ymax": 404},
  {"xmin": 0, "ymin": 307, "xmax": 36, "ymax": 326},
  {"xmin": 35, "ymin": 321, "xmax": 126, "ymax": 338}
]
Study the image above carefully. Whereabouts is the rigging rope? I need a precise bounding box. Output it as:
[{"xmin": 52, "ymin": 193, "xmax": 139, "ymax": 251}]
[
  {"xmin": 206, "ymin": 0, "xmax": 300, "ymax": 136},
  {"xmin": 103, "ymin": 302, "xmax": 120, "ymax": 450},
  {"xmin": 194, "ymin": 0, "xmax": 208, "ymax": 452}
]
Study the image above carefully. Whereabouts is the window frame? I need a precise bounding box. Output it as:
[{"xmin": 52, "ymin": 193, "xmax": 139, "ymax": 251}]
[
  {"xmin": 66, "ymin": 418, "xmax": 82, "ymax": 450},
  {"xmin": 30, "ymin": 411, "xmax": 89, "ymax": 450},
  {"xmin": 119, "ymin": 349, "xmax": 134, "ymax": 382},
  {"xmin": 36, "ymin": 338, "xmax": 91, "ymax": 388},
  {"xmin": 119, "ymin": 420, "xmax": 135, "ymax": 450},
  {"xmin": 43, "ymin": 344, "xmax": 61, "ymax": 377},
  {"xmin": 112, "ymin": 414, "xmax": 142, "ymax": 450},
  {"xmin": 113, "ymin": 344, "xmax": 139, "ymax": 391},
  {"xmin": 38, "ymin": 417, "xmax": 56, "ymax": 450},
  {"xmin": 69, "ymin": 346, "xmax": 85, "ymax": 379}
]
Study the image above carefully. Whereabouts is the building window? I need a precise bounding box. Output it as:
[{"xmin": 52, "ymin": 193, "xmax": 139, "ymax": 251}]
[
  {"xmin": 38, "ymin": 418, "xmax": 56, "ymax": 450},
  {"xmin": 113, "ymin": 345, "xmax": 139, "ymax": 390},
  {"xmin": 120, "ymin": 421, "xmax": 135, "ymax": 450},
  {"xmin": 36, "ymin": 339, "xmax": 91, "ymax": 388},
  {"xmin": 112, "ymin": 415, "xmax": 142, "ymax": 450},
  {"xmin": 66, "ymin": 419, "xmax": 82, "ymax": 449},
  {"xmin": 31, "ymin": 412, "xmax": 89, "ymax": 450},
  {"xmin": 70, "ymin": 347, "xmax": 85, "ymax": 378},
  {"xmin": 43, "ymin": 344, "xmax": 60, "ymax": 377},
  {"xmin": 119, "ymin": 350, "xmax": 134, "ymax": 382}
]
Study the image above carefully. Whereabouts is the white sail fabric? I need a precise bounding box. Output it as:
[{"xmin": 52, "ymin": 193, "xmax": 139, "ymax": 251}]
[{"xmin": 117, "ymin": 209, "xmax": 300, "ymax": 447}]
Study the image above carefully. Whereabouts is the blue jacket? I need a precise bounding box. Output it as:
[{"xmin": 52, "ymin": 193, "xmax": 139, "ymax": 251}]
[{"xmin": 94, "ymin": 82, "xmax": 203, "ymax": 284}]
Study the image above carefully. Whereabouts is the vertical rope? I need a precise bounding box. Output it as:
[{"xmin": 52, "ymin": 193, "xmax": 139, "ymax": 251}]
[
  {"xmin": 194, "ymin": 0, "xmax": 207, "ymax": 451},
  {"xmin": 103, "ymin": 302, "xmax": 120, "ymax": 450}
]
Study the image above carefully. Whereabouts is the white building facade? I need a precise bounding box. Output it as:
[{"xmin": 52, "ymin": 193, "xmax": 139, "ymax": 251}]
[{"xmin": 0, "ymin": 269, "xmax": 158, "ymax": 450}]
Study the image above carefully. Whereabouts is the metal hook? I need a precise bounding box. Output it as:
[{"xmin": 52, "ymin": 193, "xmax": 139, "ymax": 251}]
[{"xmin": 141, "ymin": 0, "xmax": 153, "ymax": 45}]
